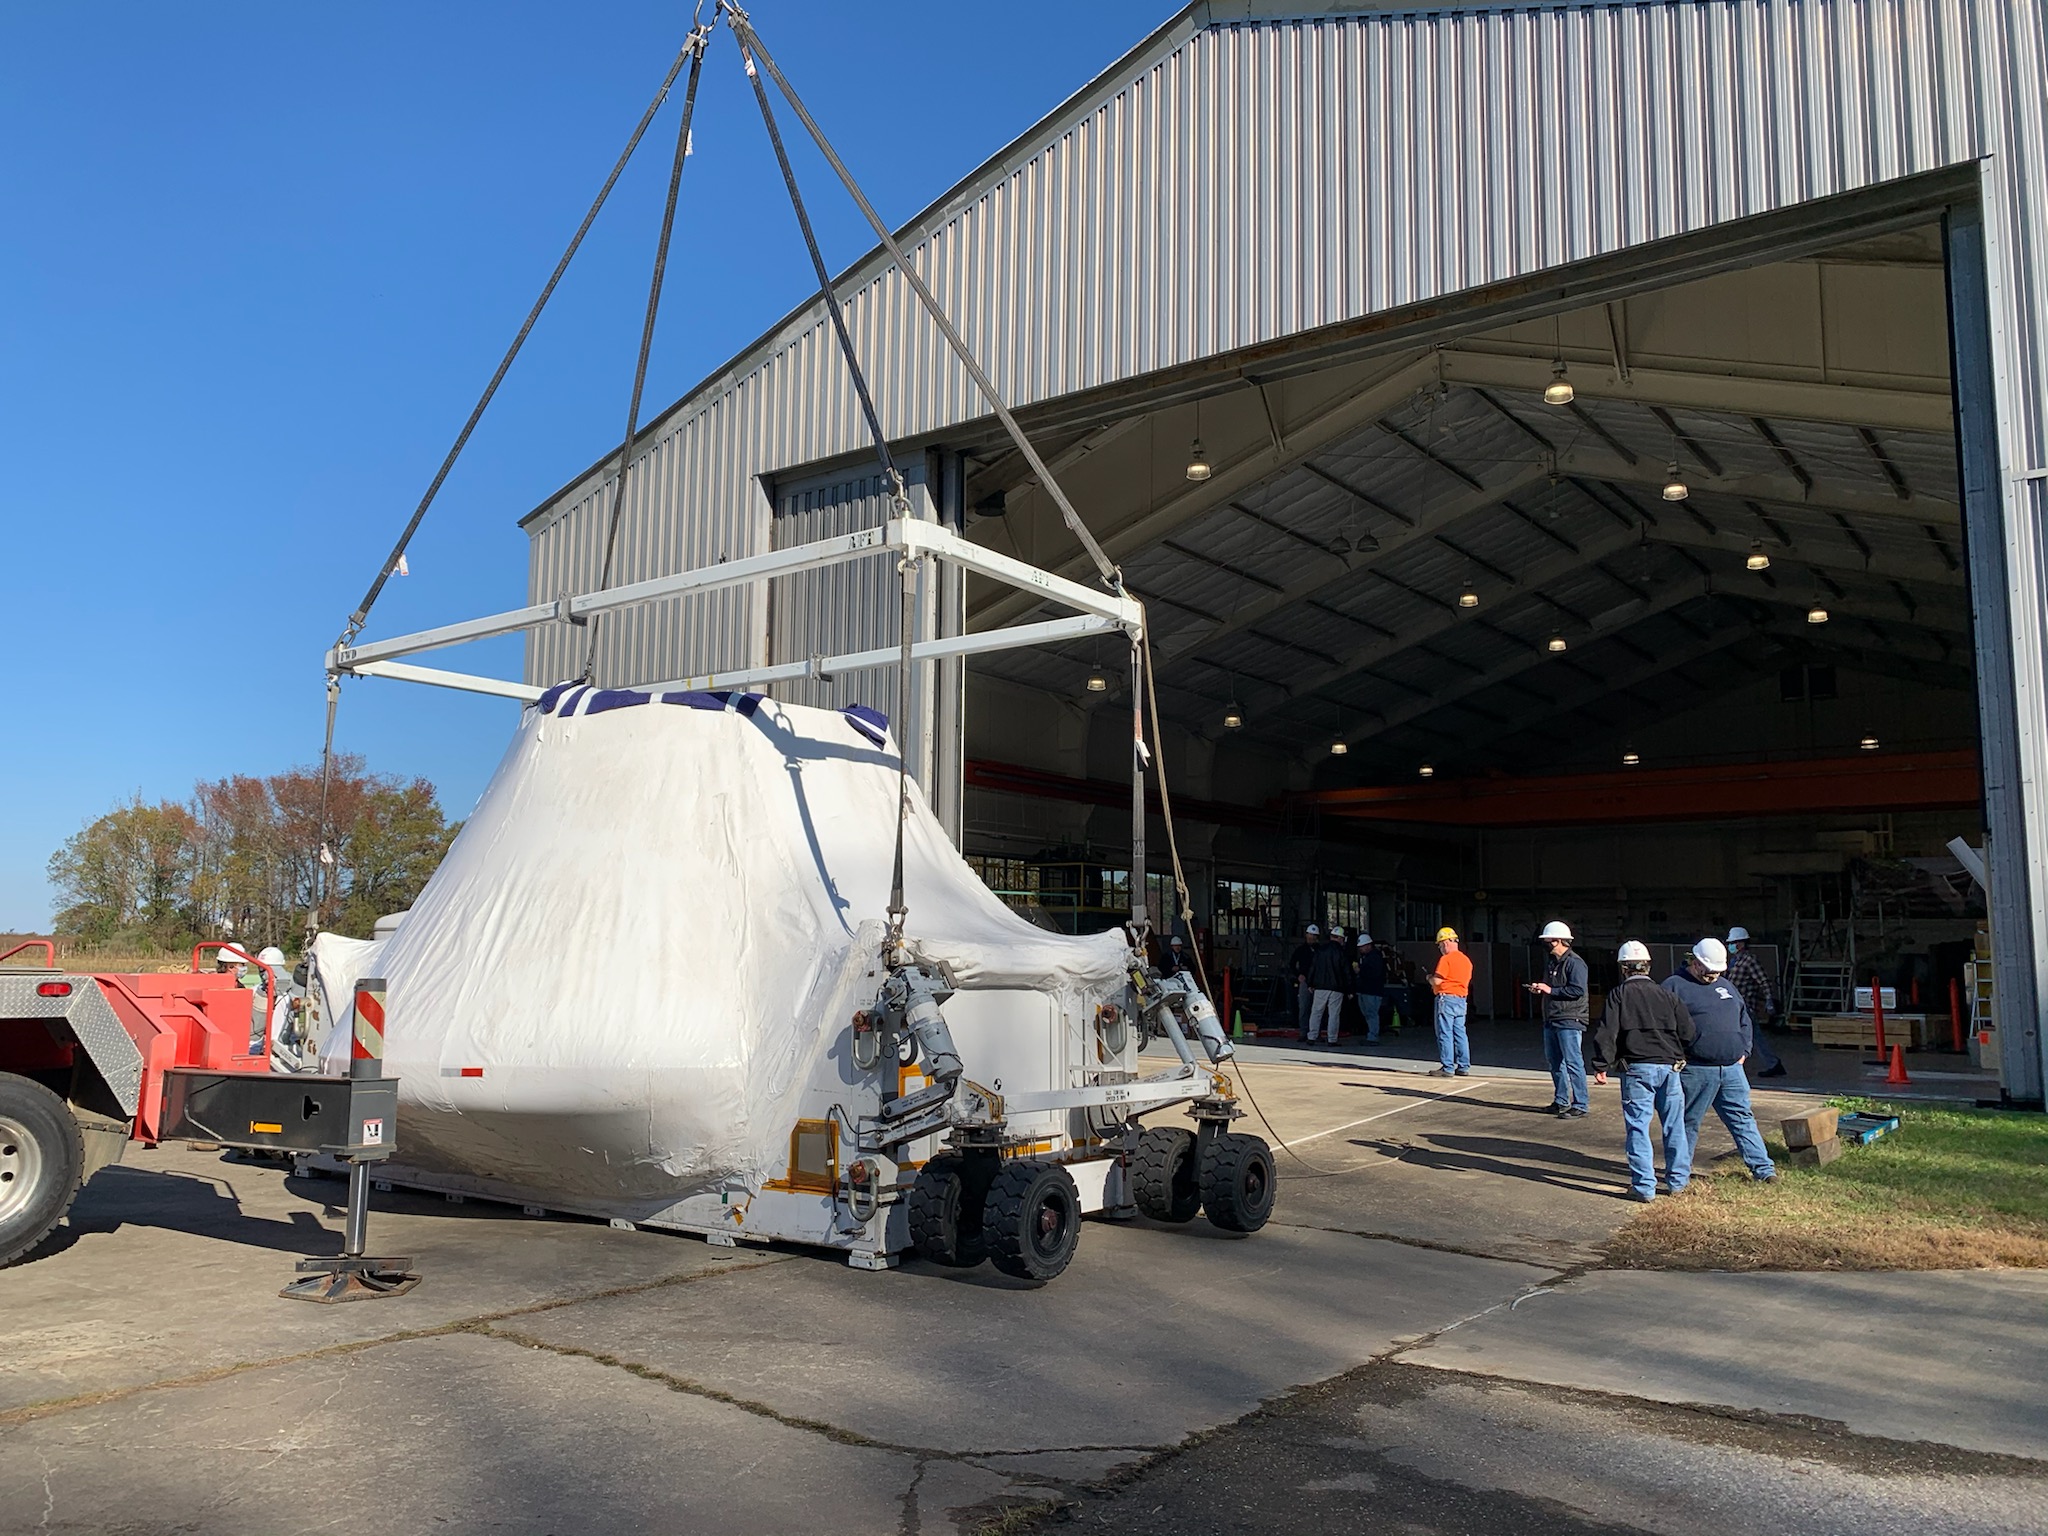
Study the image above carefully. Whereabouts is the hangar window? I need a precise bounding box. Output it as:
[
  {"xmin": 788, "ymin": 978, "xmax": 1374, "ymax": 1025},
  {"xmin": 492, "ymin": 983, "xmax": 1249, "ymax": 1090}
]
[{"xmin": 1214, "ymin": 881, "xmax": 1282, "ymax": 939}]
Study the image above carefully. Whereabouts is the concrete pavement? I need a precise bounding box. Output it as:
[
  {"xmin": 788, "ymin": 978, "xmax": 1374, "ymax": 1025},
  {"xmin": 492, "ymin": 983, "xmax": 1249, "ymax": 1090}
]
[
  {"xmin": 3, "ymin": 1059, "xmax": 2040, "ymax": 1534},
  {"xmin": 1018, "ymin": 1360, "xmax": 2048, "ymax": 1536},
  {"xmin": 0, "ymin": 1069, "xmax": 1574, "ymax": 1535},
  {"xmin": 1407, "ymin": 1267, "xmax": 2048, "ymax": 1460}
]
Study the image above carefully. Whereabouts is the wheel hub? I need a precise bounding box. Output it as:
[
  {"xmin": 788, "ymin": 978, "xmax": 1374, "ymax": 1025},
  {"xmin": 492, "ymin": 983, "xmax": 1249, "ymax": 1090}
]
[{"xmin": 0, "ymin": 1114, "xmax": 45, "ymax": 1225}]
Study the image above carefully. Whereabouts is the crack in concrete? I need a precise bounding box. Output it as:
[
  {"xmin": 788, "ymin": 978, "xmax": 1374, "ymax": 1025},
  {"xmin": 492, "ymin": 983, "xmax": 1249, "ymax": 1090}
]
[
  {"xmin": 476, "ymin": 1320, "xmax": 1169, "ymax": 1468},
  {"xmin": 899, "ymin": 1456, "xmax": 928, "ymax": 1536},
  {"xmin": 1272, "ymin": 1216, "xmax": 1587, "ymax": 1270},
  {"xmin": 0, "ymin": 1251, "xmax": 793, "ymax": 1429}
]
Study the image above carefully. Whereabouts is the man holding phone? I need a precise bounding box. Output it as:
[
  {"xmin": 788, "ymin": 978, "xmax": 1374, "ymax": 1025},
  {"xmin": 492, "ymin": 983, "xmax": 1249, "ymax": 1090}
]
[{"xmin": 1526, "ymin": 920, "xmax": 1589, "ymax": 1117}]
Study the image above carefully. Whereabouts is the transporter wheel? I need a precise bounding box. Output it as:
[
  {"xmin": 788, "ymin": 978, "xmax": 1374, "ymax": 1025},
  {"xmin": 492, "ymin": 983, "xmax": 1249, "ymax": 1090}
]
[
  {"xmin": 1131, "ymin": 1127, "xmax": 1201, "ymax": 1223},
  {"xmin": 1199, "ymin": 1131, "xmax": 1276, "ymax": 1234},
  {"xmin": 983, "ymin": 1159, "xmax": 1081, "ymax": 1282},
  {"xmin": 906, "ymin": 1153, "xmax": 991, "ymax": 1267},
  {"xmin": 0, "ymin": 1072, "xmax": 85, "ymax": 1268}
]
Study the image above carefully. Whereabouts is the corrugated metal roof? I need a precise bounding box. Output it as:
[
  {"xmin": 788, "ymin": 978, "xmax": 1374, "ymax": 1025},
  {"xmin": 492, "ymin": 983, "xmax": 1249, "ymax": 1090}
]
[{"xmin": 522, "ymin": 0, "xmax": 2044, "ymax": 698}]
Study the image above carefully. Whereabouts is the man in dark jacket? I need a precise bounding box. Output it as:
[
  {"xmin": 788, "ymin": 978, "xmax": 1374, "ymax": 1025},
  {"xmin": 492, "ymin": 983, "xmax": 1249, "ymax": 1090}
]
[
  {"xmin": 1290, "ymin": 924, "xmax": 1321, "ymax": 1038},
  {"xmin": 1353, "ymin": 931, "xmax": 1388, "ymax": 1043},
  {"xmin": 1527, "ymin": 920, "xmax": 1590, "ymax": 1117},
  {"xmin": 1666, "ymin": 938, "xmax": 1777, "ymax": 1183},
  {"xmin": 1305, "ymin": 925, "xmax": 1353, "ymax": 1044},
  {"xmin": 1589, "ymin": 941, "xmax": 1696, "ymax": 1202}
]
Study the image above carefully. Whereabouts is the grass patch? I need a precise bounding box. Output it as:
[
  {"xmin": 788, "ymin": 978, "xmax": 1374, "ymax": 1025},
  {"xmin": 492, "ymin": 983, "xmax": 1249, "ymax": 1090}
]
[{"xmin": 1605, "ymin": 1097, "xmax": 2048, "ymax": 1272}]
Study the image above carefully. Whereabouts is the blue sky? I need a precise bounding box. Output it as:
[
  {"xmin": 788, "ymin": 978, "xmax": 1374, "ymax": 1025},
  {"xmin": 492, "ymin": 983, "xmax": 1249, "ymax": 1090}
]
[{"xmin": 0, "ymin": 2, "xmax": 1166, "ymax": 929}]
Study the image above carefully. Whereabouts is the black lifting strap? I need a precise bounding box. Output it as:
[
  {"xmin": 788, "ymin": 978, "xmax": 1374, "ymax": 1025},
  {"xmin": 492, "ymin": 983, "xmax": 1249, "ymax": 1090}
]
[
  {"xmin": 338, "ymin": 31, "xmax": 707, "ymax": 652},
  {"xmin": 722, "ymin": 4, "xmax": 1119, "ymax": 595},
  {"xmin": 733, "ymin": 30, "xmax": 903, "ymax": 501},
  {"xmin": 582, "ymin": 21, "xmax": 715, "ymax": 682},
  {"xmin": 735, "ymin": 23, "xmax": 919, "ymax": 938}
]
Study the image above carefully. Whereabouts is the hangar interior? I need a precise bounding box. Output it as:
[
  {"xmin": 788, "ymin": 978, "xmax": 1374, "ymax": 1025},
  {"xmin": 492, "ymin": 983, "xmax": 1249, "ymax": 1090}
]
[{"xmin": 766, "ymin": 181, "xmax": 1994, "ymax": 1060}]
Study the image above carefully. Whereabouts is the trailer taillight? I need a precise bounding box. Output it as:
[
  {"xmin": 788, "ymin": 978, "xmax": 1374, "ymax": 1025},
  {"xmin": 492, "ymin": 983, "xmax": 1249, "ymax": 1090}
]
[{"xmin": 37, "ymin": 981, "xmax": 72, "ymax": 998}]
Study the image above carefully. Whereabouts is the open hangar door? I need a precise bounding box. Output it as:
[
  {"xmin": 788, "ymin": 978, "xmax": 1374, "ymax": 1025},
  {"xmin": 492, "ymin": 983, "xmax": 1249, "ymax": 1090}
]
[{"xmin": 935, "ymin": 177, "xmax": 2021, "ymax": 1102}]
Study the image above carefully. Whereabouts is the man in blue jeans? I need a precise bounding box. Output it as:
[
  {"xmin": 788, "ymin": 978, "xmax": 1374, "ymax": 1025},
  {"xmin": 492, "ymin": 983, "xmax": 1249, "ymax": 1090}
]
[
  {"xmin": 1427, "ymin": 927, "xmax": 1473, "ymax": 1077},
  {"xmin": 1527, "ymin": 920, "xmax": 1589, "ymax": 1117},
  {"xmin": 1666, "ymin": 937, "xmax": 1778, "ymax": 1183},
  {"xmin": 1589, "ymin": 941, "xmax": 1697, "ymax": 1201}
]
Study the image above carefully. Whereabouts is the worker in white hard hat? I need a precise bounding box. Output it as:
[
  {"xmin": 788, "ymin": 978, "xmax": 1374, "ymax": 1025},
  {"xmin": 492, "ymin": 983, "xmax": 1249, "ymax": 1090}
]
[
  {"xmin": 1723, "ymin": 926, "xmax": 1785, "ymax": 1078},
  {"xmin": 1588, "ymin": 940, "xmax": 1697, "ymax": 1201},
  {"xmin": 1290, "ymin": 923, "xmax": 1322, "ymax": 1039},
  {"xmin": 1305, "ymin": 925, "xmax": 1352, "ymax": 1045},
  {"xmin": 1162, "ymin": 934, "xmax": 1191, "ymax": 978},
  {"xmin": 1526, "ymin": 921, "xmax": 1591, "ymax": 1116},
  {"xmin": 1665, "ymin": 938, "xmax": 1778, "ymax": 1184},
  {"xmin": 253, "ymin": 945, "xmax": 301, "ymax": 1067},
  {"xmin": 1352, "ymin": 931, "xmax": 1387, "ymax": 1044},
  {"xmin": 1426, "ymin": 927, "xmax": 1473, "ymax": 1076}
]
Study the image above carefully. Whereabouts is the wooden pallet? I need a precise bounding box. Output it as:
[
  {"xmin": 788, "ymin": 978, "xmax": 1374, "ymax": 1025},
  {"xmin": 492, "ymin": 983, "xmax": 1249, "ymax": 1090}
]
[{"xmin": 1810, "ymin": 1012, "xmax": 1939, "ymax": 1050}]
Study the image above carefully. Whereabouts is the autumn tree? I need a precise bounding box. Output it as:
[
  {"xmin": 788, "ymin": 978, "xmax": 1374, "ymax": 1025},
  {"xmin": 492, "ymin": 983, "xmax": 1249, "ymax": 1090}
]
[
  {"xmin": 46, "ymin": 797, "xmax": 201, "ymax": 944},
  {"xmin": 48, "ymin": 756, "xmax": 458, "ymax": 951}
]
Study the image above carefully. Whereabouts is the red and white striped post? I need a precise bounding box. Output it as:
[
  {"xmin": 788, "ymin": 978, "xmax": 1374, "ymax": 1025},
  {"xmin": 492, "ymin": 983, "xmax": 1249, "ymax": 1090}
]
[
  {"xmin": 342, "ymin": 976, "xmax": 387, "ymax": 1260},
  {"xmin": 351, "ymin": 977, "xmax": 386, "ymax": 1081}
]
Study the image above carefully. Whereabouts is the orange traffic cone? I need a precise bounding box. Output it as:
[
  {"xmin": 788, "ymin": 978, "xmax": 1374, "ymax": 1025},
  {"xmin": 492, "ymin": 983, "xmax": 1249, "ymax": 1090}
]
[{"xmin": 1885, "ymin": 1043, "xmax": 1912, "ymax": 1086}]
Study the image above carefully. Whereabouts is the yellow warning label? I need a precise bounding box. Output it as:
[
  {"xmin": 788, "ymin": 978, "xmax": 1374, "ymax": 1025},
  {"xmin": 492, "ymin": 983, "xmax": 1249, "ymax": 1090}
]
[{"xmin": 249, "ymin": 1122, "xmax": 283, "ymax": 1134}]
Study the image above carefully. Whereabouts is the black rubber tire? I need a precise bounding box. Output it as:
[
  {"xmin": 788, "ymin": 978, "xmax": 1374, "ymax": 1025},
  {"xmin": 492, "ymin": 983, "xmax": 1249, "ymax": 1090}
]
[
  {"xmin": 0, "ymin": 1072, "xmax": 85, "ymax": 1268},
  {"xmin": 1199, "ymin": 1131, "xmax": 1276, "ymax": 1234},
  {"xmin": 1131, "ymin": 1126, "xmax": 1201, "ymax": 1223},
  {"xmin": 983, "ymin": 1159, "xmax": 1082, "ymax": 1282},
  {"xmin": 906, "ymin": 1152, "xmax": 992, "ymax": 1267}
]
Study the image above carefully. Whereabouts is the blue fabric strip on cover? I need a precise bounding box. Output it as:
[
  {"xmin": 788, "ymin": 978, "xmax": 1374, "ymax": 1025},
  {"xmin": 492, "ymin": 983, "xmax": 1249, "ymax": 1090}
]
[{"xmin": 841, "ymin": 704, "xmax": 890, "ymax": 746}]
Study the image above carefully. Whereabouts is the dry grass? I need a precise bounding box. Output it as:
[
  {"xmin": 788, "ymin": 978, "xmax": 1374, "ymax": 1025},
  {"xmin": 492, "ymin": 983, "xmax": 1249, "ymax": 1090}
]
[
  {"xmin": 1605, "ymin": 1097, "xmax": 2048, "ymax": 1272},
  {"xmin": 1, "ymin": 935, "xmax": 189, "ymax": 974}
]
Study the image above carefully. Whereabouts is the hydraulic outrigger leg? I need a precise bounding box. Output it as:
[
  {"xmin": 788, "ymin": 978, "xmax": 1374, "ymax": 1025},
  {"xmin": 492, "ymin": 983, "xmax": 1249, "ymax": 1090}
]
[{"xmin": 281, "ymin": 977, "xmax": 421, "ymax": 1304}]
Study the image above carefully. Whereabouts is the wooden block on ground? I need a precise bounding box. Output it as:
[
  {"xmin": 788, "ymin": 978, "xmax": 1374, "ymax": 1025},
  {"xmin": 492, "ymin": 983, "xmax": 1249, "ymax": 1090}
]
[
  {"xmin": 1780, "ymin": 1107, "xmax": 1841, "ymax": 1149},
  {"xmin": 1789, "ymin": 1136, "xmax": 1845, "ymax": 1167}
]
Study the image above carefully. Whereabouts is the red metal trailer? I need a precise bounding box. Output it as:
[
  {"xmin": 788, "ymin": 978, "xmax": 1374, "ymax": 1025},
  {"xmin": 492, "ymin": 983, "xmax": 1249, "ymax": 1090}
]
[{"xmin": 0, "ymin": 943, "xmax": 411, "ymax": 1298}]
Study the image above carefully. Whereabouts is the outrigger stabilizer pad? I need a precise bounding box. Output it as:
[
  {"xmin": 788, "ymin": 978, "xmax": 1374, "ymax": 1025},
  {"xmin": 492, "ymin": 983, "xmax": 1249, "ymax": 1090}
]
[{"xmin": 280, "ymin": 1256, "xmax": 423, "ymax": 1304}]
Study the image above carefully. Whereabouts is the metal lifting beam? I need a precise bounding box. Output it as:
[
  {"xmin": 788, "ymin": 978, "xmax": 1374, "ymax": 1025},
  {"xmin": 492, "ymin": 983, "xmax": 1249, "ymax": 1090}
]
[{"xmin": 328, "ymin": 519, "xmax": 1143, "ymax": 700}]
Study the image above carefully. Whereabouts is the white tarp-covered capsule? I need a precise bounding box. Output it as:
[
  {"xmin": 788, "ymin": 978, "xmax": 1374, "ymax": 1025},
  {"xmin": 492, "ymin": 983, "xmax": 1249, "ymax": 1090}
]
[{"xmin": 325, "ymin": 683, "xmax": 1130, "ymax": 1218}]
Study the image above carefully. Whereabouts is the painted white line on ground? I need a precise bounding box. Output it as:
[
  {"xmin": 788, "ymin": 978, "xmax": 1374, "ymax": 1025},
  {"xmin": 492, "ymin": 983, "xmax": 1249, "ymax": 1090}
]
[{"xmin": 1278, "ymin": 1079, "xmax": 1488, "ymax": 1150}]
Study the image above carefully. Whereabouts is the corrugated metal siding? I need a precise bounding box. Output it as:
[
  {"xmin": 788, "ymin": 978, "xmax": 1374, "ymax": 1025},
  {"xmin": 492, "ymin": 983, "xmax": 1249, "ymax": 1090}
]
[
  {"xmin": 766, "ymin": 469, "xmax": 913, "ymax": 710},
  {"xmin": 525, "ymin": 0, "xmax": 2043, "ymax": 696}
]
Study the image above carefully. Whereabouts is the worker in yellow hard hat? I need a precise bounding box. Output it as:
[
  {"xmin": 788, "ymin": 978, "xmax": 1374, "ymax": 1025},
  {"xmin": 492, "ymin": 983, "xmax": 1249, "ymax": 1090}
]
[{"xmin": 1428, "ymin": 927, "xmax": 1473, "ymax": 1077}]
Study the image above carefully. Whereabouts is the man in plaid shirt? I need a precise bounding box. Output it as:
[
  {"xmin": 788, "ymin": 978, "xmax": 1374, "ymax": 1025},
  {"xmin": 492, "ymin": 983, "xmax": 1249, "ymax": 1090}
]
[{"xmin": 1725, "ymin": 927, "xmax": 1786, "ymax": 1077}]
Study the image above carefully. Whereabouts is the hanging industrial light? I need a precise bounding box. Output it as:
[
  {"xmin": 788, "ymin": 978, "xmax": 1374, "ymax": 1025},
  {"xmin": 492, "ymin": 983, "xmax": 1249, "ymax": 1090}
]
[
  {"xmin": 1223, "ymin": 705, "xmax": 1243, "ymax": 730},
  {"xmin": 1661, "ymin": 463, "xmax": 1689, "ymax": 501},
  {"xmin": 1418, "ymin": 763, "xmax": 1435, "ymax": 778},
  {"xmin": 1330, "ymin": 739, "xmax": 1349, "ymax": 756},
  {"xmin": 1085, "ymin": 669, "xmax": 1109, "ymax": 692},
  {"xmin": 1457, "ymin": 586, "xmax": 1480, "ymax": 609},
  {"xmin": 1806, "ymin": 602, "xmax": 1829, "ymax": 624},
  {"xmin": 1546, "ymin": 634, "xmax": 1568, "ymax": 653},
  {"xmin": 1328, "ymin": 533, "xmax": 1353, "ymax": 556},
  {"xmin": 1621, "ymin": 748, "xmax": 1641, "ymax": 766},
  {"xmin": 1543, "ymin": 314, "xmax": 1575, "ymax": 406},
  {"xmin": 1859, "ymin": 732, "xmax": 1881, "ymax": 751},
  {"xmin": 1746, "ymin": 540, "xmax": 1771, "ymax": 571},
  {"xmin": 1185, "ymin": 398, "xmax": 1211, "ymax": 481}
]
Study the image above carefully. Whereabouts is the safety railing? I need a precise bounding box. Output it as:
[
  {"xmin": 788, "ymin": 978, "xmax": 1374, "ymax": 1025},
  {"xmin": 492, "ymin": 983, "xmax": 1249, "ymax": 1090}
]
[{"xmin": 0, "ymin": 939, "xmax": 56, "ymax": 967}]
